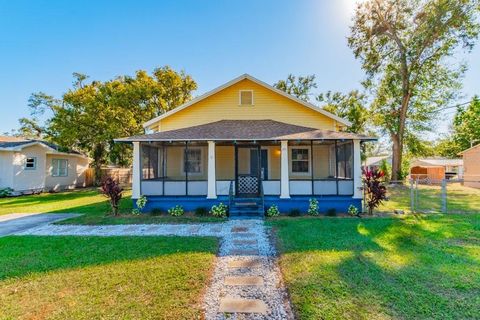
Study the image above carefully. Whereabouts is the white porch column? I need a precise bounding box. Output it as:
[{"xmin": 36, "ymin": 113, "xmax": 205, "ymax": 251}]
[
  {"xmin": 207, "ymin": 140, "xmax": 217, "ymax": 199},
  {"xmin": 353, "ymin": 139, "xmax": 362, "ymax": 199},
  {"xmin": 132, "ymin": 141, "xmax": 141, "ymax": 199},
  {"xmin": 280, "ymin": 140, "xmax": 290, "ymax": 198}
]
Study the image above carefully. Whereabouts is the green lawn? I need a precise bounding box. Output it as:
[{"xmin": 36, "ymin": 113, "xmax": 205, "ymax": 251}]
[
  {"xmin": 269, "ymin": 214, "xmax": 480, "ymax": 320},
  {"xmin": 0, "ymin": 235, "xmax": 218, "ymax": 319},
  {"xmin": 379, "ymin": 183, "xmax": 480, "ymax": 214},
  {"xmin": 0, "ymin": 189, "xmax": 226, "ymax": 224}
]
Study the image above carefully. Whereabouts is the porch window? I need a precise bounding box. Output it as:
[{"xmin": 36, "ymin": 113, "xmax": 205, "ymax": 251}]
[
  {"xmin": 142, "ymin": 145, "xmax": 161, "ymax": 180},
  {"xmin": 52, "ymin": 159, "xmax": 68, "ymax": 177},
  {"xmin": 337, "ymin": 142, "xmax": 353, "ymax": 178},
  {"xmin": 25, "ymin": 157, "xmax": 36, "ymax": 170},
  {"xmin": 291, "ymin": 148, "xmax": 310, "ymax": 174},
  {"xmin": 184, "ymin": 148, "xmax": 202, "ymax": 174}
]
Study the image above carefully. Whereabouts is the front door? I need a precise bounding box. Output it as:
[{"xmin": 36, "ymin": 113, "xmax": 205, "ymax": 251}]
[
  {"xmin": 250, "ymin": 149, "xmax": 268, "ymax": 180},
  {"xmin": 235, "ymin": 145, "xmax": 261, "ymax": 197}
]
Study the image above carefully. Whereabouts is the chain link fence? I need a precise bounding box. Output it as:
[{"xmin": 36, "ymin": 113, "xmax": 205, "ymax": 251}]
[{"xmin": 410, "ymin": 179, "xmax": 480, "ymax": 213}]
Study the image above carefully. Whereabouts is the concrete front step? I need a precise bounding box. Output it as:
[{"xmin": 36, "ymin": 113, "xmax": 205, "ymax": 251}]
[
  {"xmin": 219, "ymin": 297, "xmax": 268, "ymax": 314},
  {"xmin": 224, "ymin": 276, "xmax": 264, "ymax": 286}
]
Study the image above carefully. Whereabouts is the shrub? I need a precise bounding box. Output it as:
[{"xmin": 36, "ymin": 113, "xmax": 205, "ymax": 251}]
[
  {"xmin": 363, "ymin": 167, "xmax": 388, "ymax": 215},
  {"xmin": 0, "ymin": 187, "xmax": 13, "ymax": 198},
  {"xmin": 210, "ymin": 203, "xmax": 228, "ymax": 218},
  {"xmin": 308, "ymin": 198, "xmax": 319, "ymax": 215},
  {"xmin": 266, "ymin": 204, "xmax": 280, "ymax": 217},
  {"xmin": 132, "ymin": 195, "xmax": 147, "ymax": 215},
  {"xmin": 168, "ymin": 205, "xmax": 184, "ymax": 216},
  {"xmin": 150, "ymin": 208, "xmax": 163, "ymax": 216},
  {"xmin": 100, "ymin": 178, "xmax": 123, "ymax": 216},
  {"xmin": 348, "ymin": 204, "xmax": 360, "ymax": 217},
  {"xmin": 289, "ymin": 208, "xmax": 301, "ymax": 217},
  {"xmin": 195, "ymin": 207, "xmax": 209, "ymax": 216},
  {"xmin": 326, "ymin": 208, "xmax": 337, "ymax": 216}
]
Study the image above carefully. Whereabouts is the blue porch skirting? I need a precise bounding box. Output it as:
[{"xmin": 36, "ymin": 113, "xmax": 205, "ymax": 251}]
[{"xmin": 136, "ymin": 195, "xmax": 362, "ymax": 214}]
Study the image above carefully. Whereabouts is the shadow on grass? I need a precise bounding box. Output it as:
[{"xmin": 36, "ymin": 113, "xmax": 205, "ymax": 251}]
[
  {"xmin": 271, "ymin": 215, "xmax": 480, "ymax": 319},
  {"xmin": 0, "ymin": 235, "xmax": 218, "ymax": 281}
]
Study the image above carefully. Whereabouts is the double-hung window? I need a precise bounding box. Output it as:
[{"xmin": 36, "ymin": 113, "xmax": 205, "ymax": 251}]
[
  {"xmin": 52, "ymin": 159, "xmax": 68, "ymax": 177},
  {"xmin": 291, "ymin": 148, "xmax": 310, "ymax": 174},
  {"xmin": 184, "ymin": 148, "xmax": 202, "ymax": 175},
  {"xmin": 25, "ymin": 157, "xmax": 36, "ymax": 170}
]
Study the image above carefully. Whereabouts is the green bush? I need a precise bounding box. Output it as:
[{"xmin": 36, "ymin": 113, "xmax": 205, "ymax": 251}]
[
  {"xmin": 0, "ymin": 188, "xmax": 13, "ymax": 198},
  {"xmin": 289, "ymin": 208, "xmax": 301, "ymax": 217},
  {"xmin": 348, "ymin": 204, "xmax": 360, "ymax": 217},
  {"xmin": 326, "ymin": 208, "xmax": 337, "ymax": 216},
  {"xmin": 132, "ymin": 195, "xmax": 147, "ymax": 215},
  {"xmin": 308, "ymin": 198, "xmax": 319, "ymax": 215},
  {"xmin": 168, "ymin": 205, "xmax": 184, "ymax": 216},
  {"xmin": 195, "ymin": 207, "xmax": 209, "ymax": 216},
  {"xmin": 210, "ymin": 203, "xmax": 228, "ymax": 218},
  {"xmin": 266, "ymin": 204, "xmax": 280, "ymax": 217}
]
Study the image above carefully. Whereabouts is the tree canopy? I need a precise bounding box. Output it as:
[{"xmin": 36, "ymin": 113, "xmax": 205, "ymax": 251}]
[
  {"xmin": 349, "ymin": 0, "xmax": 480, "ymax": 180},
  {"xmin": 20, "ymin": 66, "xmax": 197, "ymax": 181}
]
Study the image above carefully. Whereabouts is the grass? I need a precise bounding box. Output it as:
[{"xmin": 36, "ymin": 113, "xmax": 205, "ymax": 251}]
[
  {"xmin": 0, "ymin": 235, "xmax": 218, "ymax": 319},
  {"xmin": 379, "ymin": 182, "xmax": 480, "ymax": 214},
  {"xmin": 268, "ymin": 214, "xmax": 480, "ymax": 319},
  {"xmin": 0, "ymin": 188, "xmax": 226, "ymax": 224}
]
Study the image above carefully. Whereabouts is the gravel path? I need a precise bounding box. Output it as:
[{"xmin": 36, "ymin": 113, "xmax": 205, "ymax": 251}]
[{"xmin": 15, "ymin": 219, "xmax": 294, "ymax": 319}]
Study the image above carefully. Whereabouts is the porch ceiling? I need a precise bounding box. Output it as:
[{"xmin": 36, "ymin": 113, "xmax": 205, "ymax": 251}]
[{"xmin": 116, "ymin": 120, "xmax": 377, "ymax": 142}]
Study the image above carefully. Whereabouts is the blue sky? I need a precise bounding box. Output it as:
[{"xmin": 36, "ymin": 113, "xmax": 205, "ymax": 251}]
[{"xmin": 1, "ymin": 0, "xmax": 479, "ymax": 136}]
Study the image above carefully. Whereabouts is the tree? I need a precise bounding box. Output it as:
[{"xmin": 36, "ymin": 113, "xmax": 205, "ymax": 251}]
[
  {"xmin": 349, "ymin": 0, "xmax": 480, "ymax": 180},
  {"xmin": 317, "ymin": 90, "xmax": 370, "ymax": 134},
  {"xmin": 22, "ymin": 66, "xmax": 197, "ymax": 183},
  {"xmin": 273, "ymin": 74, "xmax": 317, "ymax": 102},
  {"xmin": 432, "ymin": 97, "xmax": 480, "ymax": 157}
]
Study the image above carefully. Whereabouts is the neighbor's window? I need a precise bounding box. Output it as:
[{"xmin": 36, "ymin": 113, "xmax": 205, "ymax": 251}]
[
  {"xmin": 184, "ymin": 148, "xmax": 202, "ymax": 174},
  {"xmin": 239, "ymin": 90, "xmax": 253, "ymax": 105},
  {"xmin": 291, "ymin": 148, "xmax": 310, "ymax": 174},
  {"xmin": 25, "ymin": 157, "xmax": 36, "ymax": 170},
  {"xmin": 52, "ymin": 159, "xmax": 68, "ymax": 177}
]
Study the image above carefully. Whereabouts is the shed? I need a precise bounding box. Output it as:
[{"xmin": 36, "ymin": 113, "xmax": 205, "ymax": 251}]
[{"xmin": 409, "ymin": 158, "xmax": 463, "ymax": 182}]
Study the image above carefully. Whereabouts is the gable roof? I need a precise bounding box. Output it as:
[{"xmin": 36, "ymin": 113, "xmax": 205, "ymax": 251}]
[
  {"xmin": 0, "ymin": 139, "xmax": 87, "ymax": 158},
  {"xmin": 411, "ymin": 158, "xmax": 463, "ymax": 168},
  {"xmin": 364, "ymin": 155, "xmax": 391, "ymax": 167},
  {"xmin": 117, "ymin": 120, "xmax": 376, "ymax": 142},
  {"xmin": 143, "ymin": 74, "xmax": 352, "ymax": 129}
]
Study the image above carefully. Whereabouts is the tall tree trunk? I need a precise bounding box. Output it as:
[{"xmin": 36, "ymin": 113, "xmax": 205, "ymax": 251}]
[{"xmin": 391, "ymin": 134, "xmax": 403, "ymax": 181}]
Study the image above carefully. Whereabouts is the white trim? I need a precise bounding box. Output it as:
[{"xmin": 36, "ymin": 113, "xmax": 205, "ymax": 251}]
[
  {"xmin": 280, "ymin": 140, "xmax": 290, "ymax": 198},
  {"xmin": 132, "ymin": 142, "xmax": 141, "ymax": 199},
  {"xmin": 142, "ymin": 74, "xmax": 351, "ymax": 129},
  {"xmin": 289, "ymin": 146, "xmax": 311, "ymax": 176},
  {"xmin": 207, "ymin": 141, "xmax": 217, "ymax": 199},
  {"xmin": 182, "ymin": 146, "xmax": 204, "ymax": 176},
  {"xmin": 353, "ymin": 140, "xmax": 362, "ymax": 199},
  {"xmin": 238, "ymin": 89, "xmax": 254, "ymax": 106}
]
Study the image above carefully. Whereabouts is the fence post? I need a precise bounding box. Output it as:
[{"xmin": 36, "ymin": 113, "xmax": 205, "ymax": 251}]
[
  {"xmin": 410, "ymin": 179, "xmax": 414, "ymax": 213},
  {"xmin": 441, "ymin": 179, "xmax": 447, "ymax": 213}
]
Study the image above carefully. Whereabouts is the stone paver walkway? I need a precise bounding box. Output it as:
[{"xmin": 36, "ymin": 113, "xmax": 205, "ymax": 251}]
[{"xmin": 15, "ymin": 219, "xmax": 293, "ymax": 319}]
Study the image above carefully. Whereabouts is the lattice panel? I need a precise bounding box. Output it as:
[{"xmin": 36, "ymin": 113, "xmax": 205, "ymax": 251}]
[{"xmin": 238, "ymin": 175, "xmax": 259, "ymax": 194}]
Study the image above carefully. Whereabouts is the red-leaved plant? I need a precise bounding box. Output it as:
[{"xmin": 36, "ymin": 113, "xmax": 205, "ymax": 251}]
[
  {"xmin": 362, "ymin": 168, "xmax": 387, "ymax": 215},
  {"xmin": 101, "ymin": 178, "xmax": 123, "ymax": 216}
]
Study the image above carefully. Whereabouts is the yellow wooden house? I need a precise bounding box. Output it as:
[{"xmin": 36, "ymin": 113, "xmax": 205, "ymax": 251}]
[{"xmin": 116, "ymin": 74, "xmax": 376, "ymax": 216}]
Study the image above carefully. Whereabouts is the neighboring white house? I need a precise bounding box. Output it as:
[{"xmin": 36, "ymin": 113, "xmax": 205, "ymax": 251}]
[
  {"xmin": 363, "ymin": 155, "xmax": 392, "ymax": 172},
  {"xmin": 0, "ymin": 136, "xmax": 90, "ymax": 194}
]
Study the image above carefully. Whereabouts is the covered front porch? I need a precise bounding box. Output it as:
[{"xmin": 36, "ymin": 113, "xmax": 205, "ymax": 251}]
[{"xmin": 117, "ymin": 120, "xmax": 375, "ymax": 214}]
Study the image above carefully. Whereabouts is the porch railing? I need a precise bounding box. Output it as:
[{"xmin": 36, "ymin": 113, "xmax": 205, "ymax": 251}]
[{"xmin": 228, "ymin": 180, "xmax": 234, "ymax": 211}]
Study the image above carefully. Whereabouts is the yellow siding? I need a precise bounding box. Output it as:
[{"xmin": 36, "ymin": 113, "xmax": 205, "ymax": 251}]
[
  {"xmin": 153, "ymin": 79, "xmax": 337, "ymax": 132},
  {"xmin": 216, "ymin": 146, "xmax": 234, "ymax": 180}
]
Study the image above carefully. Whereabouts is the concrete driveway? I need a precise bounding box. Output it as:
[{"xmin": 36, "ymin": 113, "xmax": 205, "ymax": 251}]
[{"xmin": 0, "ymin": 213, "xmax": 80, "ymax": 236}]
